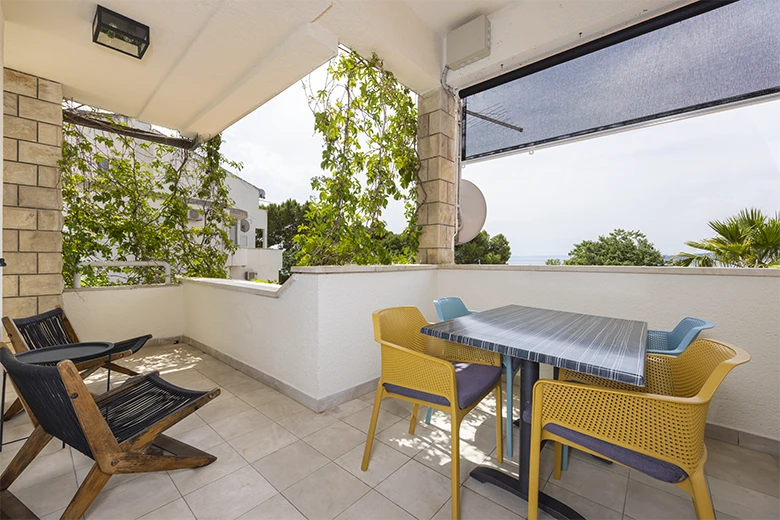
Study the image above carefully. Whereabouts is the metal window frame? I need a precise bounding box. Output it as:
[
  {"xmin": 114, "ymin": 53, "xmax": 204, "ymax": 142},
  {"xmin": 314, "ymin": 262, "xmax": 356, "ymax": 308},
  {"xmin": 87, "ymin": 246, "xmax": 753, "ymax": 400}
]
[{"xmin": 459, "ymin": 0, "xmax": 780, "ymax": 163}]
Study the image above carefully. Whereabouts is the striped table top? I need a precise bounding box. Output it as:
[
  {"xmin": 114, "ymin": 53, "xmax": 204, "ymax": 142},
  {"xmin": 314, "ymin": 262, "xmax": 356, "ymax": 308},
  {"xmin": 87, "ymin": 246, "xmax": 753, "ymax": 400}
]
[{"xmin": 421, "ymin": 304, "xmax": 648, "ymax": 386}]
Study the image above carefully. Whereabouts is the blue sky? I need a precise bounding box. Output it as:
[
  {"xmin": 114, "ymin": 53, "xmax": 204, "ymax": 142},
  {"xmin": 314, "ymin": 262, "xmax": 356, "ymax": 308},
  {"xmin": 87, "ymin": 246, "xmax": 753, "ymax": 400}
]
[{"xmin": 222, "ymin": 76, "xmax": 780, "ymax": 257}]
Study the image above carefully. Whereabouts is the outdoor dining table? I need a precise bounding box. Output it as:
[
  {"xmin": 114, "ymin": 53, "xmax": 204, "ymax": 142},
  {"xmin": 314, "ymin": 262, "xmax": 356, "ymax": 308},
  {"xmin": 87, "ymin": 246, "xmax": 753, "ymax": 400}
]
[{"xmin": 421, "ymin": 304, "xmax": 647, "ymax": 520}]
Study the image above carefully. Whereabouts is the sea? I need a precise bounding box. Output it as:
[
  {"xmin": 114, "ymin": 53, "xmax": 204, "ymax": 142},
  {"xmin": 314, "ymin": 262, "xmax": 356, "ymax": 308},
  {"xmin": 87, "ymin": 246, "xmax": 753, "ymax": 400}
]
[
  {"xmin": 509, "ymin": 254, "xmax": 677, "ymax": 265},
  {"xmin": 509, "ymin": 255, "xmax": 568, "ymax": 265}
]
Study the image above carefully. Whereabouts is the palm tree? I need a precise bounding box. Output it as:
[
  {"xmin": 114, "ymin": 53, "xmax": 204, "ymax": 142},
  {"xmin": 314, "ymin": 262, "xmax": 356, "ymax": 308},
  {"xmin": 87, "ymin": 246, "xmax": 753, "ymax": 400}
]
[{"xmin": 674, "ymin": 208, "xmax": 780, "ymax": 268}]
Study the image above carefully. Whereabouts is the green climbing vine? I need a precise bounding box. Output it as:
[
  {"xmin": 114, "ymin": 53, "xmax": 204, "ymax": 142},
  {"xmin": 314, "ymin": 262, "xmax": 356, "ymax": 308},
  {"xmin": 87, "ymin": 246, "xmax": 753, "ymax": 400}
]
[
  {"xmin": 60, "ymin": 109, "xmax": 240, "ymax": 286},
  {"xmin": 295, "ymin": 50, "xmax": 420, "ymax": 266}
]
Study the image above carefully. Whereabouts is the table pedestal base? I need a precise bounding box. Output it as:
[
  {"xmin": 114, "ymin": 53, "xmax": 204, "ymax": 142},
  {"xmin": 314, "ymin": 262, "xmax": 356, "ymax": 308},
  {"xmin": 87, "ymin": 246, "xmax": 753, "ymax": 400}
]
[{"xmin": 470, "ymin": 467, "xmax": 584, "ymax": 520}]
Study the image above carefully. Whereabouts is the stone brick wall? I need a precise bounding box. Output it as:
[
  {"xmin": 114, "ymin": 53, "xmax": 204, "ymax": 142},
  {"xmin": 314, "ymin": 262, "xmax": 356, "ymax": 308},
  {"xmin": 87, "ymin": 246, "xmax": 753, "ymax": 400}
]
[
  {"xmin": 3, "ymin": 68, "xmax": 63, "ymax": 327},
  {"xmin": 416, "ymin": 88, "xmax": 457, "ymax": 264}
]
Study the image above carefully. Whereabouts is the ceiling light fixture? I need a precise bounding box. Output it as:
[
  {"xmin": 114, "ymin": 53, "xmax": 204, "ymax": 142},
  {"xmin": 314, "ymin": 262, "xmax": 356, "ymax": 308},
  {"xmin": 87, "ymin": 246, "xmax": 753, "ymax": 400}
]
[{"xmin": 92, "ymin": 5, "xmax": 150, "ymax": 59}]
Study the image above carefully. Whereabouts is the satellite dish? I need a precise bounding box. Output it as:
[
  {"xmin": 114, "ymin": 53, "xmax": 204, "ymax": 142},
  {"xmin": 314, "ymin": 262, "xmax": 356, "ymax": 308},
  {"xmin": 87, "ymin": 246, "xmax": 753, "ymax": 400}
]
[
  {"xmin": 456, "ymin": 179, "xmax": 487, "ymax": 245},
  {"xmin": 239, "ymin": 219, "xmax": 251, "ymax": 233},
  {"xmin": 258, "ymin": 189, "xmax": 266, "ymax": 199}
]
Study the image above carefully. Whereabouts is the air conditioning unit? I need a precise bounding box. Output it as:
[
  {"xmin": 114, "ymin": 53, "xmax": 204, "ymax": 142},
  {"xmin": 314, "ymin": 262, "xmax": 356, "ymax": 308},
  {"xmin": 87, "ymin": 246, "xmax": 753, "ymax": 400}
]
[
  {"xmin": 187, "ymin": 209, "xmax": 203, "ymax": 221},
  {"xmin": 245, "ymin": 270, "xmax": 257, "ymax": 281},
  {"xmin": 446, "ymin": 15, "xmax": 491, "ymax": 70}
]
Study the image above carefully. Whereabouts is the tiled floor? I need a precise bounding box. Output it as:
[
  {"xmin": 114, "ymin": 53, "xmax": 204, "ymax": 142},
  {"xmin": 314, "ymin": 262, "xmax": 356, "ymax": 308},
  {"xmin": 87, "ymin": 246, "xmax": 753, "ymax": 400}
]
[{"xmin": 1, "ymin": 343, "xmax": 778, "ymax": 520}]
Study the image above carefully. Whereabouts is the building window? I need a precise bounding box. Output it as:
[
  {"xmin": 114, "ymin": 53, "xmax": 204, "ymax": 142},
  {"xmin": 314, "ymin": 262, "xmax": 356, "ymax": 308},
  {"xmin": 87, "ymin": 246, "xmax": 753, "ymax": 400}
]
[{"xmin": 229, "ymin": 223, "xmax": 238, "ymax": 245}]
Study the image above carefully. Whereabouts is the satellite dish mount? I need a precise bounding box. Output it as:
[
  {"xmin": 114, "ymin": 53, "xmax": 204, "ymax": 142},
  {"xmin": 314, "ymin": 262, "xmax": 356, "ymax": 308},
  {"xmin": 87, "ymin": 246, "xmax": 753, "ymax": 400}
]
[{"xmin": 456, "ymin": 180, "xmax": 487, "ymax": 245}]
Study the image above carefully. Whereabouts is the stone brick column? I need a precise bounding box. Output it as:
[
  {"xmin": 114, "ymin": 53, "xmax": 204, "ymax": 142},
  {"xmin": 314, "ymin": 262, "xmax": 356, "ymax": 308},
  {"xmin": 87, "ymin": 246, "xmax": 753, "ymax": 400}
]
[
  {"xmin": 3, "ymin": 68, "xmax": 63, "ymax": 325},
  {"xmin": 416, "ymin": 88, "xmax": 457, "ymax": 264}
]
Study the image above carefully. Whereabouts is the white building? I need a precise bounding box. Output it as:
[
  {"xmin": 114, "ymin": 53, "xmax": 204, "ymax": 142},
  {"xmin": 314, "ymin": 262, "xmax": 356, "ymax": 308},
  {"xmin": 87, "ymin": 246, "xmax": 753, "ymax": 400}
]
[
  {"xmin": 73, "ymin": 115, "xmax": 283, "ymax": 283},
  {"xmin": 223, "ymin": 174, "xmax": 282, "ymax": 282}
]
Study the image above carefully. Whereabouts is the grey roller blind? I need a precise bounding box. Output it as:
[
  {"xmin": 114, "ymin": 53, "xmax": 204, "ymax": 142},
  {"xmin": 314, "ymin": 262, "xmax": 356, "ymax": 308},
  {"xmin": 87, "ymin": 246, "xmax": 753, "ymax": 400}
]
[{"xmin": 461, "ymin": 0, "xmax": 780, "ymax": 162}]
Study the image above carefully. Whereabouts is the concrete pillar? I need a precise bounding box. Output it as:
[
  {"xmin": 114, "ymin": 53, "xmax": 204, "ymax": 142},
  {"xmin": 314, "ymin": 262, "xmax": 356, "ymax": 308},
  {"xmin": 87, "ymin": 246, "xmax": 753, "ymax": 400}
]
[
  {"xmin": 3, "ymin": 68, "xmax": 63, "ymax": 330},
  {"xmin": 416, "ymin": 88, "xmax": 457, "ymax": 264}
]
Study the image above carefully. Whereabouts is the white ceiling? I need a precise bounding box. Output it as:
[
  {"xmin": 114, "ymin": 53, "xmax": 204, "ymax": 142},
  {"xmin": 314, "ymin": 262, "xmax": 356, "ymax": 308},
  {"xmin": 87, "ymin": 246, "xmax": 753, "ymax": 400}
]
[
  {"xmin": 2, "ymin": 0, "xmax": 689, "ymax": 138},
  {"xmin": 406, "ymin": 0, "xmax": 514, "ymax": 36}
]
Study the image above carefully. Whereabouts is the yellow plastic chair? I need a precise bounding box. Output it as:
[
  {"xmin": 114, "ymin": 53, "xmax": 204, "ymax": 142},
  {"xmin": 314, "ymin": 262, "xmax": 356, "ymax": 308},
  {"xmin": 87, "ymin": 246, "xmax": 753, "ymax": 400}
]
[
  {"xmin": 362, "ymin": 306, "xmax": 503, "ymax": 520},
  {"xmin": 527, "ymin": 338, "xmax": 750, "ymax": 520}
]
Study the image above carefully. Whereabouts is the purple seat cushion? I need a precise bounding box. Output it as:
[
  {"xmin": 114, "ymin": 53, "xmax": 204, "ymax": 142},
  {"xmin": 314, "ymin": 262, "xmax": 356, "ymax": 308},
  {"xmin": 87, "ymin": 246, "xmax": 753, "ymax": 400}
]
[
  {"xmin": 520, "ymin": 409, "xmax": 687, "ymax": 483},
  {"xmin": 384, "ymin": 363, "xmax": 501, "ymax": 410}
]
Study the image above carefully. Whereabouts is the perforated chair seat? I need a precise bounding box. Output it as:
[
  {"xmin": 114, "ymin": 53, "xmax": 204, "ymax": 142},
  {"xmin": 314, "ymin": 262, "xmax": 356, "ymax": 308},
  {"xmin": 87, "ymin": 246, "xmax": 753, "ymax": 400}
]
[
  {"xmin": 520, "ymin": 408, "xmax": 687, "ymax": 483},
  {"xmin": 385, "ymin": 362, "xmax": 501, "ymax": 409},
  {"xmin": 100, "ymin": 374, "xmax": 209, "ymax": 447},
  {"xmin": 112, "ymin": 335, "xmax": 152, "ymax": 356}
]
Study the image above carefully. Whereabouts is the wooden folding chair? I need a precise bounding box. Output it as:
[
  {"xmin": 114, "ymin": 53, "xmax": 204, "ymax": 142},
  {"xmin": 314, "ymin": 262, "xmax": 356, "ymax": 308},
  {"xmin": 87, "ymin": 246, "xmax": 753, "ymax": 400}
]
[
  {"xmin": 0, "ymin": 347, "xmax": 219, "ymax": 520},
  {"xmin": 2, "ymin": 307, "xmax": 152, "ymax": 420}
]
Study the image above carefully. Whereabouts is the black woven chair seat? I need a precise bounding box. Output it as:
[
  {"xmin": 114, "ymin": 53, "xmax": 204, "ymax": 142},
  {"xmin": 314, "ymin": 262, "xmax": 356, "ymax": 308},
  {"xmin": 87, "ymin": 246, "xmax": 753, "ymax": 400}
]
[
  {"xmin": 12, "ymin": 308, "xmax": 152, "ymax": 359},
  {"xmin": 0, "ymin": 344, "xmax": 221, "ymax": 520},
  {"xmin": 100, "ymin": 374, "xmax": 208, "ymax": 445},
  {"xmin": 13, "ymin": 308, "xmax": 75, "ymax": 350},
  {"xmin": 111, "ymin": 335, "xmax": 152, "ymax": 356}
]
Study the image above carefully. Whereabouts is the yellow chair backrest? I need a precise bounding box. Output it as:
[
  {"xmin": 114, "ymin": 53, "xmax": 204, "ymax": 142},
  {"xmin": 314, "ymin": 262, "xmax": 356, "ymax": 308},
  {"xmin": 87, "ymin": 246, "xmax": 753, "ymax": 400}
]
[
  {"xmin": 644, "ymin": 338, "xmax": 750, "ymax": 400},
  {"xmin": 568, "ymin": 338, "xmax": 750, "ymax": 403},
  {"xmin": 372, "ymin": 306, "xmax": 438, "ymax": 355},
  {"xmin": 553, "ymin": 338, "xmax": 749, "ymax": 478},
  {"xmin": 667, "ymin": 338, "xmax": 749, "ymax": 398},
  {"xmin": 372, "ymin": 305, "xmax": 501, "ymax": 368}
]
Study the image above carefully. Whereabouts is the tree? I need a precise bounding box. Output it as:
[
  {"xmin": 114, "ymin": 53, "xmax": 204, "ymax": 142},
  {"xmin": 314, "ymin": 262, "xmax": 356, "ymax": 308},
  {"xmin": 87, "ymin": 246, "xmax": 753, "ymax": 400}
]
[
  {"xmin": 263, "ymin": 199, "xmax": 310, "ymax": 282},
  {"xmin": 455, "ymin": 231, "xmax": 512, "ymax": 264},
  {"xmin": 564, "ymin": 229, "xmax": 664, "ymax": 266},
  {"xmin": 545, "ymin": 258, "xmax": 562, "ymax": 265},
  {"xmin": 61, "ymin": 111, "xmax": 239, "ymax": 287},
  {"xmin": 673, "ymin": 208, "xmax": 780, "ymax": 267},
  {"xmin": 264, "ymin": 199, "xmax": 310, "ymax": 250},
  {"xmin": 295, "ymin": 50, "xmax": 420, "ymax": 266}
]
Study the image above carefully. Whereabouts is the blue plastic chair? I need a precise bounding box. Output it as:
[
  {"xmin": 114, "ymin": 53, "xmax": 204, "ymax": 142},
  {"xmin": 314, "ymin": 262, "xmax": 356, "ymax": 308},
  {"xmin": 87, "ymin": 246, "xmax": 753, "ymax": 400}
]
[
  {"xmin": 424, "ymin": 297, "xmax": 521, "ymax": 458},
  {"xmin": 646, "ymin": 317, "xmax": 715, "ymax": 355}
]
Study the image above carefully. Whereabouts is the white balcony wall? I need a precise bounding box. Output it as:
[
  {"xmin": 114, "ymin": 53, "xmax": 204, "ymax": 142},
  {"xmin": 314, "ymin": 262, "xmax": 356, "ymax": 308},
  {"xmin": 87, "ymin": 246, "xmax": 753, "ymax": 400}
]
[
  {"xmin": 227, "ymin": 248, "xmax": 249, "ymax": 267},
  {"xmin": 181, "ymin": 277, "xmax": 320, "ymax": 401},
  {"xmin": 61, "ymin": 266, "xmax": 780, "ymax": 444},
  {"xmin": 179, "ymin": 269, "xmax": 438, "ymax": 407},
  {"xmin": 437, "ymin": 266, "xmax": 780, "ymax": 443},
  {"xmin": 229, "ymin": 248, "xmax": 283, "ymax": 282},
  {"xmin": 62, "ymin": 285, "xmax": 184, "ymax": 342},
  {"xmin": 313, "ymin": 267, "xmax": 439, "ymax": 398}
]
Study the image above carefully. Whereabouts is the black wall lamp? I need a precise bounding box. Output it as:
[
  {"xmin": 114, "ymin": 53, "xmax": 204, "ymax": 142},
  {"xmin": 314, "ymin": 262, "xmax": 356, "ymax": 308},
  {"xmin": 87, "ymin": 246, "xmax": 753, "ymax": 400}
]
[{"xmin": 92, "ymin": 5, "xmax": 150, "ymax": 59}]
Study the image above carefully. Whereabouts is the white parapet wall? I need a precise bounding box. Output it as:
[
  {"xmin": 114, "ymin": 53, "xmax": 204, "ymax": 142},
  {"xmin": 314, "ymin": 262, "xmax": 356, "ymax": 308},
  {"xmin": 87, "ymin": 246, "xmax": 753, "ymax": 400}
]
[
  {"xmin": 228, "ymin": 247, "xmax": 284, "ymax": 282},
  {"xmin": 438, "ymin": 265, "xmax": 780, "ymax": 445},
  {"xmin": 181, "ymin": 277, "xmax": 321, "ymax": 404},
  {"xmin": 62, "ymin": 284, "xmax": 184, "ymax": 342},
  {"xmin": 312, "ymin": 266, "xmax": 440, "ymax": 400},
  {"xmin": 61, "ymin": 266, "xmax": 780, "ymax": 448},
  {"xmin": 180, "ymin": 267, "xmax": 439, "ymax": 409}
]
